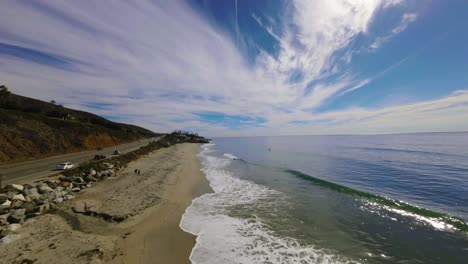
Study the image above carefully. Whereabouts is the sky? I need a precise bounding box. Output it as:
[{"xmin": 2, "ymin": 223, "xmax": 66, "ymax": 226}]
[{"xmin": 0, "ymin": 0, "xmax": 467, "ymax": 137}]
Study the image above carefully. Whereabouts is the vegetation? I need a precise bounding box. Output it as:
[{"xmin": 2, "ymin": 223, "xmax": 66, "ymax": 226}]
[
  {"xmin": 62, "ymin": 132, "xmax": 208, "ymax": 177},
  {"xmin": 0, "ymin": 86, "xmax": 161, "ymax": 163}
]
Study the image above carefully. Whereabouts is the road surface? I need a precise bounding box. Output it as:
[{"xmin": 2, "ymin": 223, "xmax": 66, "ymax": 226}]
[{"xmin": 0, "ymin": 137, "xmax": 160, "ymax": 186}]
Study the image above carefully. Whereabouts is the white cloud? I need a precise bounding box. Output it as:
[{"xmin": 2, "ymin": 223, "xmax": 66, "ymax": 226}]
[
  {"xmin": 0, "ymin": 0, "xmax": 461, "ymax": 137},
  {"xmin": 370, "ymin": 12, "xmax": 418, "ymax": 50}
]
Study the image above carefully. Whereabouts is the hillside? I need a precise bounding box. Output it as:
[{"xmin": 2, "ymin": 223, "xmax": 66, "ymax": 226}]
[{"xmin": 0, "ymin": 85, "xmax": 160, "ymax": 163}]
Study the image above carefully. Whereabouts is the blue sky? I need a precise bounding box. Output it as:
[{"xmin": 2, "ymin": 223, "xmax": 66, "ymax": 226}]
[{"xmin": 0, "ymin": 0, "xmax": 467, "ymax": 136}]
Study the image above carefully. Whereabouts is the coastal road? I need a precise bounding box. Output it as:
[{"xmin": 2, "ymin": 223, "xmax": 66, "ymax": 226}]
[{"xmin": 0, "ymin": 137, "xmax": 161, "ymax": 186}]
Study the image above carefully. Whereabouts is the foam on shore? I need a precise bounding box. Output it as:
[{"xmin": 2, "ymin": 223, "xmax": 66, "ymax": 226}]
[{"xmin": 180, "ymin": 144, "xmax": 355, "ymax": 264}]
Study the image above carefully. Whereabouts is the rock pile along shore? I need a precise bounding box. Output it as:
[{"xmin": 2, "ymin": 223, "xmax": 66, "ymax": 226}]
[{"xmin": 0, "ymin": 133, "xmax": 210, "ymax": 243}]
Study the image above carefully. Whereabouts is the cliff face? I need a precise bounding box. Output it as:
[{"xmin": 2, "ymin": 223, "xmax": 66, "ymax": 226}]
[{"xmin": 0, "ymin": 87, "xmax": 159, "ymax": 163}]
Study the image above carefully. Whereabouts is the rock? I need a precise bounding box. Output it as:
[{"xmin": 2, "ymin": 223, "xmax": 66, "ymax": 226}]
[
  {"xmin": 0, "ymin": 194, "xmax": 8, "ymax": 204},
  {"xmin": 7, "ymin": 209, "xmax": 26, "ymax": 224},
  {"xmin": 59, "ymin": 181, "xmax": 72, "ymax": 188},
  {"xmin": 6, "ymin": 224, "xmax": 21, "ymax": 232},
  {"xmin": 38, "ymin": 184, "xmax": 53, "ymax": 194},
  {"xmin": 0, "ymin": 228, "xmax": 11, "ymax": 239},
  {"xmin": 54, "ymin": 197, "xmax": 64, "ymax": 204},
  {"xmin": 71, "ymin": 187, "xmax": 81, "ymax": 193},
  {"xmin": 26, "ymin": 213, "xmax": 41, "ymax": 219},
  {"xmin": 0, "ymin": 234, "xmax": 21, "ymax": 244},
  {"xmin": 12, "ymin": 194, "xmax": 26, "ymax": 202},
  {"xmin": 6, "ymin": 191, "xmax": 16, "ymax": 200},
  {"xmin": 73, "ymin": 177, "xmax": 84, "ymax": 184},
  {"xmin": 0, "ymin": 208, "xmax": 9, "ymax": 215},
  {"xmin": 64, "ymin": 195, "xmax": 75, "ymax": 201},
  {"xmin": 90, "ymin": 169, "xmax": 97, "ymax": 176},
  {"xmin": 73, "ymin": 202, "xmax": 86, "ymax": 213},
  {"xmin": 35, "ymin": 198, "xmax": 48, "ymax": 205},
  {"xmin": 10, "ymin": 200, "xmax": 23, "ymax": 209},
  {"xmin": 103, "ymin": 163, "xmax": 114, "ymax": 169},
  {"xmin": 0, "ymin": 200, "xmax": 11, "ymax": 209},
  {"xmin": 59, "ymin": 176, "xmax": 72, "ymax": 182},
  {"xmin": 84, "ymin": 175, "xmax": 94, "ymax": 183},
  {"xmin": 46, "ymin": 181, "xmax": 57, "ymax": 189},
  {"xmin": 108, "ymin": 169, "xmax": 115, "ymax": 175},
  {"xmin": 6, "ymin": 184, "xmax": 24, "ymax": 192},
  {"xmin": 22, "ymin": 183, "xmax": 34, "ymax": 189},
  {"xmin": 22, "ymin": 201, "xmax": 37, "ymax": 213},
  {"xmin": 0, "ymin": 214, "xmax": 8, "ymax": 225},
  {"xmin": 24, "ymin": 188, "xmax": 41, "ymax": 200},
  {"xmin": 37, "ymin": 203, "xmax": 50, "ymax": 214},
  {"xmin": 48, "ymin": 188, "xmax": 65, "ymax": 200}
]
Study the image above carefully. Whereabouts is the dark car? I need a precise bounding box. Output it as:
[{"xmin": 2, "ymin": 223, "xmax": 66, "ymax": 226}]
[{"xmin": 94, "ymin": 154, "xmax": 106, "ymax": 160}]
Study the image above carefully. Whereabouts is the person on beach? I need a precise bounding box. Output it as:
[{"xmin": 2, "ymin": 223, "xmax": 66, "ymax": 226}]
[{"xmin": 134, "ymin": 169, "xmax": 137, "ymax": 174}]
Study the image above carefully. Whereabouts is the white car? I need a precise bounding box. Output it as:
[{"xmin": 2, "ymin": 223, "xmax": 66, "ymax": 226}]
[{"xmin": 56, "ymin": 162, "xmax": 74, "ymax": 170}]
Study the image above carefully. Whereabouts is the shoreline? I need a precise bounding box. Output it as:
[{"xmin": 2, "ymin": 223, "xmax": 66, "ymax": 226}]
[
  {"xmin": 115, "ymin": 143, "xmax": 211, "ymax": 263},
  {"xmin": 0, "ymin": 143, "xmax": 211, "ymax": 263}
]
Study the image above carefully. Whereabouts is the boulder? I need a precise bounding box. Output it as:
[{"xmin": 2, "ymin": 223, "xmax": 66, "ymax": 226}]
[
  {"xmin": 46, "ymin": 181, "xmax": 57, "ymax": 189},
  {"xmin": 7, "ymin": 209, "xmax": 26, "ymax": 224},
  {"xmin": 35, "ymin": 198, "xmax": 48, "ymax": 205},
  {"xmin": 0, "ymin": 214, "xmax": 8, "ymax": 225},
  {"xmin": 59, "ymin": 176, "xmax": 72, "ymax": 182},
  {"xmin": 54, "ymin": 197, "xmax": 64, "ymax": 204},
  {"xmin": 24, "ymin": 188, "xmax": 41, "ymax": 200},
  {"xmin": 0, "ymin": 200, "xmax": 11, "ymax": 210},
  {"xmin": 38, "ymin": 184, "xmax": 53, "ymax": 194},
  {"xmin": 71, "ymin": 187, "xmax": 81, "ymax": 193},
  {"xmin": 10, "ymin": 200, "xmax": 23, "ymax": 209},
  {"xmin": 6, "ymin": 191, "xmax": 16, "ymax": 200},
  {"xmin": 0, "ymin": 234, "xmax": 21, "ymax": 244},
  {"xmin": 47, "ymin": 188, "xmax": 65, "ymax": 200},
  {"xmin": 6, "ymin": 224, "xmax": 21, "ymax": 232},
  {"xmin": 0, "ymin": 194, "xmax": 8, "ymax": 204},
  {"xmin": 0, "ymin": 228, "xmax": 11, "ymax": 239},
  {"xmin": 26, "ymin": 212, "xmax": 41, "ymax": 219},
  {"xmin": 22, "ymin": 201, "xmax": 37, "ymax": 213},
  {"xmin": 0, "ymin": 208, "xmax": 9, "ymax": 215},
  {"xmin": 84, "ymin": 175, "xmax": 94, "ymax": 183},
  {"xmin": 103, "ymin": 163, "xmax": 114, "ymax": 169},
  {"xmin": 73, "ymin": 177, "xmax": 84, "ymax": 184},
  {"xmin": 59, "ymin": 181, "xmax": 72, "ymax": 188},
  {"xmin": 37, "ymin": 203, "xmax": 50, "ymax": 214},
  {"xmin": 22, "ymin": 183, "xmax": 35, "ymax": 189},
  {"xmin": 90, "ymin": 169, "xmax": 97, "ymax": 176},
  {"xmin": 12, "ymin": 194, "xmax": 26, "ymax": 202},
  {"xmin": 64, "ymin": 195, "xmax": 75, "ymax": 201},
  {"xmin": 6, "ymin": 184, "xmax": 24, "ymax": 192}
]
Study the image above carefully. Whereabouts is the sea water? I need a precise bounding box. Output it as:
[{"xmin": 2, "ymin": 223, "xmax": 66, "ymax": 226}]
[{"xmin": 181, "ymin": 133, "xmax": 468, "ymax": 263}]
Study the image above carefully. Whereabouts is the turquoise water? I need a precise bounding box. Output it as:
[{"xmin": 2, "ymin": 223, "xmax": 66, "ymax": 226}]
[{"xmin": 181, "ymin": 133, "xmax": 468, "ymax": 263}]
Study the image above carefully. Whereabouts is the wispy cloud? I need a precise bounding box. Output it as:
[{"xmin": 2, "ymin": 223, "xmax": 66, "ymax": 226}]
[
  {"xmin": 0, "ymin": 0, "xmax": 462, "ymax": 136},
  {"xmin": 370, "ymin": 12, "xmax": 418, "ymax": 50}
]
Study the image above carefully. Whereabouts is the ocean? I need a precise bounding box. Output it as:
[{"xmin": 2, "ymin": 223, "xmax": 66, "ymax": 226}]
[{"xmin": 181, "ymin": 132, "xmax": 468, "ymax": 263}]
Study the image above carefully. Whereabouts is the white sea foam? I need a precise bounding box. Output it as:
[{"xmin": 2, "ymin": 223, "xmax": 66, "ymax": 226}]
[
  {"xmin": 180, "ymin": 144, "xmax": 357, "ymax": 264},
  {"xmin": 360, "ymin": 200, "xmax": 458, "ymax": 232},
  {"xmin": 223, "ymin": 153, "xmax": 238, "ymax": 160}
]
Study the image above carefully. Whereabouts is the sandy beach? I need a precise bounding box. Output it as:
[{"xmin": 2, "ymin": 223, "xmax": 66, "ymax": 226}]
[{"xmin": 0, "ymin": 143, "xmax": 210, "ymax": 264}]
